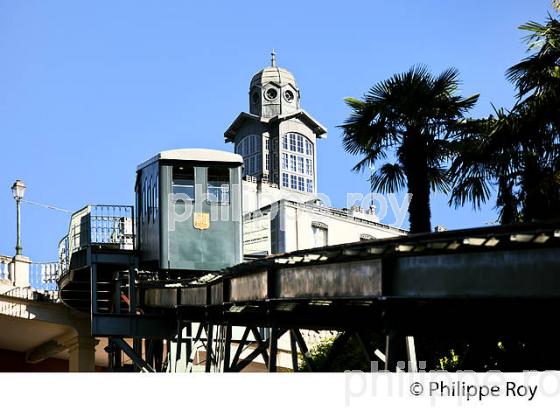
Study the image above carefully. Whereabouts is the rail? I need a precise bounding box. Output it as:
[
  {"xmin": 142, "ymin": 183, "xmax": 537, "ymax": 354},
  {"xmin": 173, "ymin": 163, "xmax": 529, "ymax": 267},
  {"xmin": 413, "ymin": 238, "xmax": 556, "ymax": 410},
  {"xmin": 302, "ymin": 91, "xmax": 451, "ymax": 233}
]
[{"xmin": 58, "ymin": 205, "xmax": 135, "ymax": 275}]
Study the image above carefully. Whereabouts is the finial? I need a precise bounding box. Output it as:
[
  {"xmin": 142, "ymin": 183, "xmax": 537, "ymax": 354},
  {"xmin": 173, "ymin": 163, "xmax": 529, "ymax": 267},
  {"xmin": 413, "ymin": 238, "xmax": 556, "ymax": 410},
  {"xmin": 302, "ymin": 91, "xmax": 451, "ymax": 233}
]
[{"xmin": 271, "ymin": 49, "xmax": 277, "ymax": 67}]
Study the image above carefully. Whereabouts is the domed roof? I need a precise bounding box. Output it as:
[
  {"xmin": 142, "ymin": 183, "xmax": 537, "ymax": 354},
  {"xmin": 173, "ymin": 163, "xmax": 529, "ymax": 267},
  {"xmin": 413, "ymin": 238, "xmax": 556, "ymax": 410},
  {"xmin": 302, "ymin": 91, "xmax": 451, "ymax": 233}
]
[{"xmin": 250, "ymin": 51, "xmax": 298, "ymax": 90}]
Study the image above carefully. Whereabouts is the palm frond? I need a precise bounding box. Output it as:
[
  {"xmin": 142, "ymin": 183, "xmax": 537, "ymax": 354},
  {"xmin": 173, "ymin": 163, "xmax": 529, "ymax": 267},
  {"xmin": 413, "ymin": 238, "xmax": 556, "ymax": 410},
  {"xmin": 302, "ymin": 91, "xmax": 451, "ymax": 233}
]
[{"xmin": 370, "ymin": 163, "xmax": 407, "ymax": 193}]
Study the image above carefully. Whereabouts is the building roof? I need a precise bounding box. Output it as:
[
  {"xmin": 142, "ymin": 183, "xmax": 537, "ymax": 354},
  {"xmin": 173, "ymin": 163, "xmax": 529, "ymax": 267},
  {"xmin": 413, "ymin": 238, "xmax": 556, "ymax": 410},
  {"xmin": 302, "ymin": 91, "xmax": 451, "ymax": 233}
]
[
  {"xmin": 250, "ymin": 66, "xmax": 298, "ymax": 90},
  {"xmin": 250, "ymin": 51, "xmax": 299, "ymax": 91},
  {"xmin": 224, "ymin": 110, "xmax": 328, "ymax": 142},
  {"xmin": 137, "ymin": 148, "xmax": 243, "ymax": 170}
]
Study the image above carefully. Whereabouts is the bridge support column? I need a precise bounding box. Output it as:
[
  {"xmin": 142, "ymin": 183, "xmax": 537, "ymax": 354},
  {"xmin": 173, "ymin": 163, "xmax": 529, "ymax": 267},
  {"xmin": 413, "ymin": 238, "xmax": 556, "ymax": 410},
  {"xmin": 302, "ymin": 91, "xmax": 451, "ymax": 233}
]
[
  {"xmin": 9, "ymin": 255, "xmax": 31, "ymax": 287},
  {"xmin": 65, "ymin": 336, "xmax": 98, "ymax": 372}
]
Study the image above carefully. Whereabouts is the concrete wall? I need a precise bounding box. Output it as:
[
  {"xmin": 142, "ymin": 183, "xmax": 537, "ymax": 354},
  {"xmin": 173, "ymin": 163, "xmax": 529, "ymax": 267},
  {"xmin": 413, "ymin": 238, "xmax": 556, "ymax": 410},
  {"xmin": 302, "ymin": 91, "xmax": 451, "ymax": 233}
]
[
  {"xmin": 280, "ymin": 201, "xmax": 404, "ymax": 252},
  {"xmin": 244, "ymin": 200, "xmax": 406, "ymax": 255}
]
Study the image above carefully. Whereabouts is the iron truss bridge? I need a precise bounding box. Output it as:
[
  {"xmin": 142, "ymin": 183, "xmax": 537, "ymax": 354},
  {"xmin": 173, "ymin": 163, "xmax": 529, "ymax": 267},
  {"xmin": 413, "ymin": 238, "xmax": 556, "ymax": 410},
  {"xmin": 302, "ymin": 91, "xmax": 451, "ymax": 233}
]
[{"xmin": 57, "ymin": 210, "xmax": 560, "ymax": 372}]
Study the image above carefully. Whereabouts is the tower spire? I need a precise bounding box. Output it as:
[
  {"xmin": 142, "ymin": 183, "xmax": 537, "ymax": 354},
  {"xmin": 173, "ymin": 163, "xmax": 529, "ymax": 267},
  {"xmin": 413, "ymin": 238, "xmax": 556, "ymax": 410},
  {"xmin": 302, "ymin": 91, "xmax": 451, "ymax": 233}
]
[{"xmin": 270, "ymin": 49, "xmax": 277, "ymax": 67}]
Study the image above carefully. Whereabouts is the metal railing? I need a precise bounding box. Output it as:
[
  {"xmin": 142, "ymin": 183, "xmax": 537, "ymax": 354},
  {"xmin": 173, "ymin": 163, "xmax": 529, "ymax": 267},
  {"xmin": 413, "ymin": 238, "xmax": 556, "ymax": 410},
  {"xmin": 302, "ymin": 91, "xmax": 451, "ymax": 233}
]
[{"xmin": 58, "ymin": 205, "xmax": 135, "ymax": 275}]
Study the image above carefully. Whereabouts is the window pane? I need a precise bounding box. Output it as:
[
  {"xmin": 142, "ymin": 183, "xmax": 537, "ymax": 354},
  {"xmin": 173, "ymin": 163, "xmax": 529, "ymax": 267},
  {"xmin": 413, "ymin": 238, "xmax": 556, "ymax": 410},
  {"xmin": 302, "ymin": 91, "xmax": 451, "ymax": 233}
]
[
  {"xmin": 306, "ymin": 158, "xmax": 313, "ymax": 175},
  {"xmin": 289, "ymin": 134, "xmax": 296, "ymax": 151},
  {"xmin": 297, "ymin": 135, "xmax": 304, "ymax": 153},
  {"xmin": 297, "ymin": 157, "xmax": 304, "ymax": 173},
  {"xmin": 208, "ymin": 167, "xmax": 230, "ymax": 203},
  {"xmin": 290, "ymin": 175, "xmax": 297, "ymax": 189},
  {"xmin": 290, "ymin": 154, "xmax": 296, "ymax": 172},
  {"xmin": 153, "ymin": 176, "xmax": 158, "ymax": 222},
  {"xmin": 297, "ymin": 176, "xmax": 304, "ymax": 191},
  {"xmin": 306, "ymin": 179, "xmax": 313, "ymax": 193},
  {"xmin": 148, "ymin": 177, "xmax": 152, "ymax": 222},
  {"xmin": 282, "ymin": 153, "xmax": 288, "ymax": 169},
  {"xmin": 173, "ymin": 166, "xmax": 195, "ymax": 200},
  {"xmin": 282, "ymin": 135, "xmax": 288, "ymax": 150},
  {"xmin": 282, "ymin": 173, "xmax": 289, "ymax": 187},
  {"xmin": 142, "ymin": 178, "xmax": 148, "ymax": 222}
]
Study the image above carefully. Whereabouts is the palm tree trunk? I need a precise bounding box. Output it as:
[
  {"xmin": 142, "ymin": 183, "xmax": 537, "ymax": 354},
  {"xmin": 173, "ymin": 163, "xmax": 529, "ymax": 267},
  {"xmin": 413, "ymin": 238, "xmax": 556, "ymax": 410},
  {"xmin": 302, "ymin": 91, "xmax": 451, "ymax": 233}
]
[
  {"xmin": 403, "ymin": 133, "xmax": 432, "ymax": 233},
  {"xmin": 497, "ymin": 176, "xmax": 518, "ymax": 225}
]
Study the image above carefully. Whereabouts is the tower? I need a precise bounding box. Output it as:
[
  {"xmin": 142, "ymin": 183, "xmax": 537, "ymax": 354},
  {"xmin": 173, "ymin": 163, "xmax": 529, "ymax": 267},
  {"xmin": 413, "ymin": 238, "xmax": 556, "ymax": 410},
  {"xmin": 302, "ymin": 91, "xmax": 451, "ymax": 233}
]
[{"xmin": 225, "ymin": 52, "xmax": 327, "ymax": 196}]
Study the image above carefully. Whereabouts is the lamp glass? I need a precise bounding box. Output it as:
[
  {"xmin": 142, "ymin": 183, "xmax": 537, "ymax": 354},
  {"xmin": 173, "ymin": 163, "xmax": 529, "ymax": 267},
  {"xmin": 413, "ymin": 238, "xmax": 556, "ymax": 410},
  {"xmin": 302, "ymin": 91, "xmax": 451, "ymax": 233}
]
[{"xmin": 11, "ymin": 180, "xmax": 26, "ymax": 200}]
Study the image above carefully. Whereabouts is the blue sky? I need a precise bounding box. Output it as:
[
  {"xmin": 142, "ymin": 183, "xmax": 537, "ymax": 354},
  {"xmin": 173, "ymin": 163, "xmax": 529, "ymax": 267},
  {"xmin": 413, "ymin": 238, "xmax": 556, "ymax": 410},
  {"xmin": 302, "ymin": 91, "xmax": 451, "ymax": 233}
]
[{"xmin": 0, "ymin": 0, "xmax": 555, "ymax": 261}]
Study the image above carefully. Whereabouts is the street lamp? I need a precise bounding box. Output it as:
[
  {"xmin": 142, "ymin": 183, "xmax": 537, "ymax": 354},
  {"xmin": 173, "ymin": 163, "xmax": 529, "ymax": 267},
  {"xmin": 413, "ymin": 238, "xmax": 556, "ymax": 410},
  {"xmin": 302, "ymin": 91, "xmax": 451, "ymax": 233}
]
[{"xmin": 11, "ymin": 180, "xmax": 26, "ymax": 256}]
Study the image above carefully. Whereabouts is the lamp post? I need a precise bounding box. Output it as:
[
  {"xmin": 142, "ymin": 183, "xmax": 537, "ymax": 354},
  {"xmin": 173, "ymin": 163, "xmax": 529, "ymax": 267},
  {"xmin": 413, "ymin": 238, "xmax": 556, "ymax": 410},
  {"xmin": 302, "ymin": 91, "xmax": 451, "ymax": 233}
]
[{"xmin": 11, "ymin": 180, "xmax": 26, "ymax": 256}]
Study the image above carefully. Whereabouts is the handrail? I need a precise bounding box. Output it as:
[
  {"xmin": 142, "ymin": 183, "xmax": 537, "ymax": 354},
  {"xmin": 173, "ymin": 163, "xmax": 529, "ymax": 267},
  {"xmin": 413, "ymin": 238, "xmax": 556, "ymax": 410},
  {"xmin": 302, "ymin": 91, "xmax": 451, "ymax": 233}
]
[{"xmin": 57, "ymin": 204, "xmax": 135, "ymax": 276}]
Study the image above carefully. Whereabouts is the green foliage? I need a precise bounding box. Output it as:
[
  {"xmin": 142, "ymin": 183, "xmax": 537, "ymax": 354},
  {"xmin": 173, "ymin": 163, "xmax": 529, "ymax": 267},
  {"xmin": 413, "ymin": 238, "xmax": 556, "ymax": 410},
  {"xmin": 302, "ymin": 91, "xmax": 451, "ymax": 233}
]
[
  {"xmin": 299, "ymin": 332, "xmax": 383, "ymax": 372},
  {"xmin": 438, "ymin": 349, "xmax": 461, "ymax": 371},
  {"xmin": 340, "ymin": 65, "xmax": 478, "ymax": 233},
  {"xmin": 298, "ymin": 334, "xmax": 560, "ymax": 372},
  {"xmin": 449, "ymin": 12, "xmax": 560, "ymax": 223}
]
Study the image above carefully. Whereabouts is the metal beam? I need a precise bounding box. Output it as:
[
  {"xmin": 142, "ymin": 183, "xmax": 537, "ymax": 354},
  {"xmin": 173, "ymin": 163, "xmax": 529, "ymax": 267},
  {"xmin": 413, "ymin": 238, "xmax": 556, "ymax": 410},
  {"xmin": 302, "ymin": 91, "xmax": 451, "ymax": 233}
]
[
  {"xmin": 384, "ymin": 333, "xmax": 406, "ymax": 372},
  {"xmin": 230, "ymin": 327, "xmax": 250, "ymax": 370},
  {"xmin": 92, "ymin": 313, "xmax": 174, "ymax": 338},
  {"xmin": 320, "ymin": 331, "xmax": 352, "ymax": 371},
  {"xmin": 205, "ymin": 324, "xmax": 214, "ymax": 373},
  {"xmin": 250, "ymin": 327, "xmax": 269, "ymax": 365},
  {"xmin": 223, "ymin": 325, "xmax": 232, "ymax": 372},
  {"xmin": 113, "ymin": 338, "xmax": 154, "ymax": 372},
  {"xmin": 268, "ymin": 327, "xmax": 279, "ymax": 372},
  {"xmin": 230, "ymin": 330, "xmax": 286, "ymax": 372},
  {"xmin": 290, "ymin": 331, "xmax": 299, "ymax": 372},
  {"xmin": 406, "ymin": 336, "xmax": 418, "ymax": 372},
  {"xmin": 291, "ymin": 329, "xmax": 315, "ymax": 372}
]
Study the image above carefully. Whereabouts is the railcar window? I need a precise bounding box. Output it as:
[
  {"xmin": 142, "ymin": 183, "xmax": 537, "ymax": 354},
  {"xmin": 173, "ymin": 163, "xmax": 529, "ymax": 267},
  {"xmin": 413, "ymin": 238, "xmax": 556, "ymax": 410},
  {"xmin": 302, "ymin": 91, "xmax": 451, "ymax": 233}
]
[
  {"xmin": 143, "ymin": 177, "xmax": 148, "ymax": 222},
  {"xmin": 172, "ymin": 165, "xmax": 195, "ymax": 200},
  {"xmin": 148, "ymin": 176, "xmax": 152, "ymax": 222},
  {"xmin": 207, "ymin": 167, "xmax": 230, "ymax": 204},
  {"xmin": 153, "ymin": 176, "xmax": 158, "ymax": 222}
]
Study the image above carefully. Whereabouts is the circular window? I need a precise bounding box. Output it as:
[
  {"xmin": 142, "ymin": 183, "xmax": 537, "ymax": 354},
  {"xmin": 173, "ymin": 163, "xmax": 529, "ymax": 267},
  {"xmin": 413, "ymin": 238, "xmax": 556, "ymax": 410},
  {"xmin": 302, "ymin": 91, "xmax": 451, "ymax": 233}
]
[
  {"xmin": 251, "ymin": 92, "xmax": 259, "ymax": 104},
  {"xmin": 265, "ymin": 88, "xmax": 278, "ymax": 100},
  {"xmin": 284, "ymin": 90, "xmax": 294, "ymax": 102}
]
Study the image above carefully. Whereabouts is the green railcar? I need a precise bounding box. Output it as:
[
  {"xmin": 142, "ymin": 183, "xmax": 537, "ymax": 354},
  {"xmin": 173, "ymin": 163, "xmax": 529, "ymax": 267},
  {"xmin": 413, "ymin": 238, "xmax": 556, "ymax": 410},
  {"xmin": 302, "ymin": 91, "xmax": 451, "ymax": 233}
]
[{"xmin": 135, "ymin": 149, "xmax": 243, "ymax": 273}]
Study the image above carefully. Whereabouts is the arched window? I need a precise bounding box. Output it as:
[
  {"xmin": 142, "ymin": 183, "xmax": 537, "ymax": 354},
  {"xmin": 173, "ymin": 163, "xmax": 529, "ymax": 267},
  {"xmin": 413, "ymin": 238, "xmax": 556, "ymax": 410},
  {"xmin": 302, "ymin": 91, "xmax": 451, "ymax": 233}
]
[
  {"xmin": 280, "ymin": 132, "xmax": 314, "ymax": 193},
  {"xmin": 152, "ymin": 175, "xmax": 158, "ymax": 222},
  {"xmin": 237, "ymin": 134, "xmax": 262, "ymax": 177}
]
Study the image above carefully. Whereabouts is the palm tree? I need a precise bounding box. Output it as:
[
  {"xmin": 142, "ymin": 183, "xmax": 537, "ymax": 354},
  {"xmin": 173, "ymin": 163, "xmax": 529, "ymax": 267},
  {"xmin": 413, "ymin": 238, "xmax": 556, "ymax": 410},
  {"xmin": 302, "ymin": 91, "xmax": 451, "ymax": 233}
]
[
  {"xmin": 449, "ymin": 110, "xmax": 522, "ymax": 224},
  {"xmin": 506, "ymin": 14, "xmax": 560, "ymax": 221},
  {"xmin": 451, "ymin": 14, "xmax": 560, "ymax": 223},
  {"xmin": 340, "ymin": 66, "xmax": 479, "ymax": 233}
]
